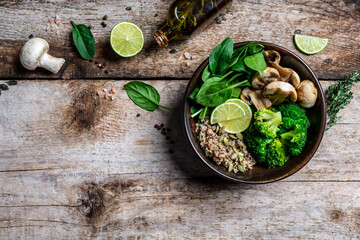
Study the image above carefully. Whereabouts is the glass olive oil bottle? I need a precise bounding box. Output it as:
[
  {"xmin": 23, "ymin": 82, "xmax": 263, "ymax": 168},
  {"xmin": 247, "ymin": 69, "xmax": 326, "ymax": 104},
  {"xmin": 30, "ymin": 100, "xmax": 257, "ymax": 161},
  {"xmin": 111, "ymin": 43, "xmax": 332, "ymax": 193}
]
[{"xmin": 154, "ymin": 0, "xmax": 233, "ymax": 47}]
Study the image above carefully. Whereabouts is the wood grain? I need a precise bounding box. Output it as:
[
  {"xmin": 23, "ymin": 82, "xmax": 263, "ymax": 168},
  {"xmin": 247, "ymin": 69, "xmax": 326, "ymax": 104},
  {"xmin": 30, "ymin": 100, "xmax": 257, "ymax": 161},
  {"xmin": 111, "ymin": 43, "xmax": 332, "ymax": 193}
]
[
  {"xmin": 0, "ymin": 80, "xmax": 359, "ymax": 238},
  {"xmin": 0, "ymin": 0, "xmax": 359, "ymax": 80}
]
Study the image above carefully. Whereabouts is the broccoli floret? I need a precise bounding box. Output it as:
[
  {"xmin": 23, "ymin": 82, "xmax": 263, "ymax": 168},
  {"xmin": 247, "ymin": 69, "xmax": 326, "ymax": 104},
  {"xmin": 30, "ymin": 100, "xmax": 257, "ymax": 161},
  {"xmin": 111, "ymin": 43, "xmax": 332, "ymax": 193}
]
[
  {"xmin": 266, "ymin": 139, "xmax": 289, "ymax": 168},
  {"xmin": 243, "ymin": 124, "xmax": 273, "ymax": 164},
  {"xmin": 243, "ymin": 125, "xmax": 288, "ymax": 168},
  {"xmin": 253, "ymin": 108, "xmax": 282, "ymax": 138},
  {"xmin": 279, "ymin": 117, "xmax": 310, "ymax": 134},
  {"xmin": 280, "ymin": 124, "xmax": 307, "ymax": 156},
  {"xmin": 276, "ymin": 103, "xmax": 307, "ymax": 120}
]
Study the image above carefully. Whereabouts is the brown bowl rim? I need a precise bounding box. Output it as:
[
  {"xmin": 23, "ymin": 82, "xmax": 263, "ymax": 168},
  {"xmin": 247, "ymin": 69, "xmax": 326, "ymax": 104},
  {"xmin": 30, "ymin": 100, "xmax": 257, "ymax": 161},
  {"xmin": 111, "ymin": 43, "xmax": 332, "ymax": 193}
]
[{"xmin": 183, "ymin": 41, "xmax": 326, "ymax": 184}]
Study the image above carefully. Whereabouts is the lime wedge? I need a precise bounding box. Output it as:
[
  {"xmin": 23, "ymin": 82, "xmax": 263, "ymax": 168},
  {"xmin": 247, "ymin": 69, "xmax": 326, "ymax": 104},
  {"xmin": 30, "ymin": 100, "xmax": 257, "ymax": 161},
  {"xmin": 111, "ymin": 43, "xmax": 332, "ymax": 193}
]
[
  {"xmin": 110, "ymin": 22, "xmax": 144, "ymax": 57},
  {"xmin": 294, "ymin": 34, "xmax": 328, "ymax": 55}
]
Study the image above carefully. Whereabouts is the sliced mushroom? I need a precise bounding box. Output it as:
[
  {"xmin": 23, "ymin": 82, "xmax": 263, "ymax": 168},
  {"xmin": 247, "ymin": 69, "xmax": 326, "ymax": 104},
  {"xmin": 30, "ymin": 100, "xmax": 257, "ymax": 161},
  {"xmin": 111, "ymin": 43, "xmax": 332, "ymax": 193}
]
[
  {"xmin": 263, "ymin": 50, "xmax": 292, "ymax": 82},
  {"xmin": 263, "ymin": 82, "xmax": 297, "ymax": 105},
  {"xmin": 241, "ymin": 87, "xmax": 272, "ymax": 110},
  {"xmin": 297, "ymin": 80, "xmax": 318, "ymax": 108},
  {"xmin": 263, "ymin": 50, "xmax": 281, "ymax": 65},
  {"xmin": 283, "ymin": 68, "xmax": 301, "ymax": 89},
  {"xmin": 251, "ymin": 67, "xmax": 280, "ymax": 89}
]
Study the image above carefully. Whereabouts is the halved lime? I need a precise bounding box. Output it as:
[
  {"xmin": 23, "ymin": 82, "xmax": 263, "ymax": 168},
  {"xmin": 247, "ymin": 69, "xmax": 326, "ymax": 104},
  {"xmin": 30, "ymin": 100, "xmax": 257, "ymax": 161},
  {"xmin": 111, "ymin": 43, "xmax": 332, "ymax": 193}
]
[
  {"xmin": 226, "ymin": 99, "xmax": 252, "ymax": 121},
  {"xmin": 210, "ymin": 102, "xmax": 245, "ymax": 125},
  {"xmin": 294, "ymin": 34, "xmax": 328, "ymax": 55},
  {"xmin": 210, "ymin": 102, "xmax": 251, "ymax": 134},
  {"xmin": 110, "ymin": 22, "xmax": 144, "ymax": 57}
]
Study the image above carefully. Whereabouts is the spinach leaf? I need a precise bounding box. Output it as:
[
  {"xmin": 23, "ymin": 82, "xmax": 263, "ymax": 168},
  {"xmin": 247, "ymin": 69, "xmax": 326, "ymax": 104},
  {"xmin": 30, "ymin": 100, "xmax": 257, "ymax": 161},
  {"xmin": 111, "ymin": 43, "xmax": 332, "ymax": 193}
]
[
  {"xmin": 191, "ymin": 105, "xmax": 201, "ymax": 114},
  {"xmin": 199, "ymin": 107, "xmax": 208, "ymax": 120},
  {"xmin": 71, "ymin": 21, "xmax": 95, "ymax": 60},
  {"xmin": 195, "ymin": 80, "xmax": 250, "ymax": 107},
  {"xmin": 189, "ymin": 88, "xmax": 200, "ymax": 100},
  {"xmin": 190, "ymin": 107, "xmax": 204, "ymax": 118},
  {"xmin": 228, "ymin": 47, "xmax": 246, "ymax": 70},
  {"xmin": 201, "ymin": 65, "xmax": 211, "ymax": 82},
  {"xmin": 231, "ymin": 88, "xmax": 242, "ymax": 98},
  {"xmin": 124, "ymin": 81, "xmax": 171, "ymax": 111},
  {"xmin": 243, "ymin": 52, "xmax": 266, "ymax": 75},
  {"xmin": 209, "ymin": 37, "xmax": 234, "ymax": 74},
  {"xmin": 247, "ymin": 41, "xmax": 264, "ymax": 55}
]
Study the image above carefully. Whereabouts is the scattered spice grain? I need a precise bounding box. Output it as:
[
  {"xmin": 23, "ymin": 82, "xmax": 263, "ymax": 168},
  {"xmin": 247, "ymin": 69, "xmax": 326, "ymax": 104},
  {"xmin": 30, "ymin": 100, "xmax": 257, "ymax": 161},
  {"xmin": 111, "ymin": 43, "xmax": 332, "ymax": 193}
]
[
  {"xmin": 103, "ymin": 15, "xmax": 108, "ymax": 20},
  {"xmin": 125, "ymin": 6, "xmax": 132, "ymax": 11}
]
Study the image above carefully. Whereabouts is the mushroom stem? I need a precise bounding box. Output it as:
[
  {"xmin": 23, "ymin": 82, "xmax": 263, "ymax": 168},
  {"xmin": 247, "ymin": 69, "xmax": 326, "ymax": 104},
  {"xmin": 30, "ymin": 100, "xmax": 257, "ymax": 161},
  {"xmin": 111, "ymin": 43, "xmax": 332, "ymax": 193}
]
[{"xmin": 39, "ymin": 53, "xmax": 65, "ymax": 74}]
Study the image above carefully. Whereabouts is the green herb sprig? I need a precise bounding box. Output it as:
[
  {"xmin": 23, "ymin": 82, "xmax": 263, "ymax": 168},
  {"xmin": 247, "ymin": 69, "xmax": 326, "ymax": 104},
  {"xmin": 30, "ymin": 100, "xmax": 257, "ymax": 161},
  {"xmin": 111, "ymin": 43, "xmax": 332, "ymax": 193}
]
[
  {"xmin": 326, "ymin": 72, "xmax": 359, "ymax": 130},
  {"xmin": 124, "ymin": 81, "xmax": 171, "ymax": 111},
  {"xmin": 71, "ymin": 21, "xmax": 95, "ymax": 60}
]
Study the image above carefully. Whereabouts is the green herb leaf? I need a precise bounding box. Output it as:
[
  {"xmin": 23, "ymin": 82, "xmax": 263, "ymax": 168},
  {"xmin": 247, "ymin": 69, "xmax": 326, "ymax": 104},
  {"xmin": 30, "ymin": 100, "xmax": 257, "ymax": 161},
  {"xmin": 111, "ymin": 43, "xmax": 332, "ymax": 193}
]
[
  {"xmin": 195, "ymin": 80, "xmax": 250, "ymax": 107},
  {"xmin": 201, "ymin": 65, "xmax": 211, "ymax": 82},
  {"xmin": 199, "ymin": 107, "xmax": 208, "ymax": 120},
  {"xmin": 124, "ymin": 81, "xmax": 171, "ymax": 111},
  {"xmin": 190, "ymin": 107, "xmax": 204, "ymax": 118},
  {"xmin": 231, "ymin": 87, "xmax": 242, "ymax": 98},
  {"xmin": 71, "ymin": 21, "xmax": 95, "ymax": 60},
  {"xmin": 209, "ymin": 37, "xmax": 234, "ymax": 74},
  {"xmin": 326, "ymin": 72, "xmax": 359, "ymax": 130},
  {"xmin": 247, "ymin": 41, "xmax": 265, "ymax": 55},
  {"xmin": 189, "ymin": 88, "xmax": 200, "ymax": 100},
  {"xmin": 244, "ymin": 52, "xmax": 266, "ymax": 75}
]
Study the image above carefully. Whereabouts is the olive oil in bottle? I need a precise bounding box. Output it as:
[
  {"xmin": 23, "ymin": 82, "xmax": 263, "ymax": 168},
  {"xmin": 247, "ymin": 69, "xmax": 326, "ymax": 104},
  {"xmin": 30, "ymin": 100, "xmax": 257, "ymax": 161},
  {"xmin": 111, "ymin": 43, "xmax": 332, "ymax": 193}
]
[{"xmin": 154, "ymin": 0, "xmax": 233, "ymax": 47}]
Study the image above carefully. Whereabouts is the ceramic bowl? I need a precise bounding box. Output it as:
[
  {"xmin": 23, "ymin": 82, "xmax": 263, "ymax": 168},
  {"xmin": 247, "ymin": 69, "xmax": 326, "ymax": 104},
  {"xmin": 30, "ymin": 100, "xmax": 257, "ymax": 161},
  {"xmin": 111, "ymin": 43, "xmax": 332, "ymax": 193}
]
[{"xmin": 183, "ymin": 41, "xmax": 326, "ymax": 183}]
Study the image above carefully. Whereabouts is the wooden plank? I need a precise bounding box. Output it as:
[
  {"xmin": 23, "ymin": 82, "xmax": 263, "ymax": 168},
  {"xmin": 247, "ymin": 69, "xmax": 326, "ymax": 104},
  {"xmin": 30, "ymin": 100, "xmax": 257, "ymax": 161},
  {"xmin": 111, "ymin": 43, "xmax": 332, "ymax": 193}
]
[
  {"xmin": 0, "ymin": 0, "xmax": 359, "ymax": 80},
  {"xmin": 0, "ymin": 180, "xmax": 359, "ymax": 239},
  {"xmin": 0, "ymin": 80, "xmax": 359, "ymax": 182},
  {"xmin": 0, "ymin": 79, "xmax": 359, "ymax": 238}
]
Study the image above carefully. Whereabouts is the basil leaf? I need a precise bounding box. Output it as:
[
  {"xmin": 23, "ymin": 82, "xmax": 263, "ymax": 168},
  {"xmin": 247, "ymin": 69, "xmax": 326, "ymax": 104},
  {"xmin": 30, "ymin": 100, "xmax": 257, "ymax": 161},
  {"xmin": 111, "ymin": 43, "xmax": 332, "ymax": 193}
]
[
  {"xmin": 244, "ymin": 52, "xmax": 266, "ymax": 75},
  {"xmin": 209, "ymin": 37, "xmax": 234, "ymax": 74},
  {"xmin": 201, "ymin": 65, "xmax": 211, "ymax": 82},
  {"xmin": 124, "ymin": 81, "xmax": 171, "ymax": 111},
  {"xmin": 71, "ymin": 21, "xmax": 95, "ymax": 60}
]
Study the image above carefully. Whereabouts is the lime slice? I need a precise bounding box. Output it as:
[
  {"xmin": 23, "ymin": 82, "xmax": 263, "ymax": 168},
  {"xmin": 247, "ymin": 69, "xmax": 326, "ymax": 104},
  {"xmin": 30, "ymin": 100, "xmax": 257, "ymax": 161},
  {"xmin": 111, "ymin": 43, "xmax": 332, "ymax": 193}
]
[
  {"xmin": 210, "ymin": 102, "xmax": 245, "ymax": 125},
  {"xmin": 110, "ymin": 22, "xmax": 144, "ymax": 57},
  {"xmin": 294, "ymin": 34, "xmax": 328, "ymax": 55},
  {"xmin": 226, "ymin": 99, "xmax": 252, "ymax": 122}
]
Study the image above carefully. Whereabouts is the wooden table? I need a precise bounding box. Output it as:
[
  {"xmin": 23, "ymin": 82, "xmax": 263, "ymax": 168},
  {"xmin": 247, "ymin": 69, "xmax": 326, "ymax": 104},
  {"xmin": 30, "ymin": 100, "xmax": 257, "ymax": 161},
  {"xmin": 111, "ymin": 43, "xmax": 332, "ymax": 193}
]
[{"xmin": 0, "ymin": 0, "xmax": 359, "ymax": 239}]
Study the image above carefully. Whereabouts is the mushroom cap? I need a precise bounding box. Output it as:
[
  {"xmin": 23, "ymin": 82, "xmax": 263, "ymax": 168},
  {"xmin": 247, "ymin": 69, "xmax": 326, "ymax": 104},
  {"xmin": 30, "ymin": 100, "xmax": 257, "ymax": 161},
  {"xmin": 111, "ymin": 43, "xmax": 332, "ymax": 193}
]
[
  {"xmin": 251, "ymin": 67, "xmax": 280, "ymax": 89},
  {"xmin": 263, "ymin": 82, "xmax": 297, "ymax": 105},
  {"xmin": 283, "ymin": 68, "xmax": 301, "ymax": 89},
  {"xmin": 263, "ymin": 50, "xmax": 292, "ymax": 82},
  {"xmin": 20, "ymin": 38, "xmax": 49, "ymax": 70},
  {"xmin": 297, "ymin": 80, "xmax": 318, "ymax": 108},
  {"xmin": 263, "ymin": 50, "xmax": 281, "ymax": 65},
  {"xmin": 241, "ymin": 87, "xmax": 272, "ymax": 110}
]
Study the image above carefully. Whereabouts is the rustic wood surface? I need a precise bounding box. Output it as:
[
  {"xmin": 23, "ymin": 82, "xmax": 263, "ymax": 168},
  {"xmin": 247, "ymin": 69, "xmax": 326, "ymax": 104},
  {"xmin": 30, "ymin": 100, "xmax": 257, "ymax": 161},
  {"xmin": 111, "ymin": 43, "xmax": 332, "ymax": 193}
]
[
  {"xmin": 0, "ymin": 0, "xmax": 359, "ymax": 80},
  {"xmin": 0, "ymin": 0, "xmax": 360, "ymax": 239}
]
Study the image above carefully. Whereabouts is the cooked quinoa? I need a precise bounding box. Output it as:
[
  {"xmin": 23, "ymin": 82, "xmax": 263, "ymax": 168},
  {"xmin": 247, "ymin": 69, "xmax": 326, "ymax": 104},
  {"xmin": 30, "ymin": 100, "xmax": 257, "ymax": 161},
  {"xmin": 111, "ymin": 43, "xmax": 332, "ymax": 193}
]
[{"xmin": 196, "ymin": 118, "xmax": 256, "ymax": 173}]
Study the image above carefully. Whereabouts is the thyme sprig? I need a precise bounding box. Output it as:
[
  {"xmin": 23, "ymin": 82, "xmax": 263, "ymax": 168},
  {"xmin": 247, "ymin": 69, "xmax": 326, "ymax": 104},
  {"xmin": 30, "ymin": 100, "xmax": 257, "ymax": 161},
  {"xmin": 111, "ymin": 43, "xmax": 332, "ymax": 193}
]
[{"xmin": 325, "ymin": 72, "xmax": 359, "ymax": 130}]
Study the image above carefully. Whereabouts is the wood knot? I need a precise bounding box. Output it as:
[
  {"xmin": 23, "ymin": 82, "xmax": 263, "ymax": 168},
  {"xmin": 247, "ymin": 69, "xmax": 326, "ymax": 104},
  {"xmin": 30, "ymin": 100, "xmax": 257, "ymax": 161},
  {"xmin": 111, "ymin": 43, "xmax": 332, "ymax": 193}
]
[{"xmin": 77, "ymin": 182, "xmax": 105, "ymax": 220}]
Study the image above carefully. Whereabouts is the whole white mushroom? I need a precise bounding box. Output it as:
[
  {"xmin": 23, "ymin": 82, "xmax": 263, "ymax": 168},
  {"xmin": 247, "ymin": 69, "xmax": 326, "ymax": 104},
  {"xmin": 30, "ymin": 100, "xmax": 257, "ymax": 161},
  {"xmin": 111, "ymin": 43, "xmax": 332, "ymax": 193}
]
[{"xmin": 20, "ymin": 38, "xmax": 65, "ymax": 74}]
